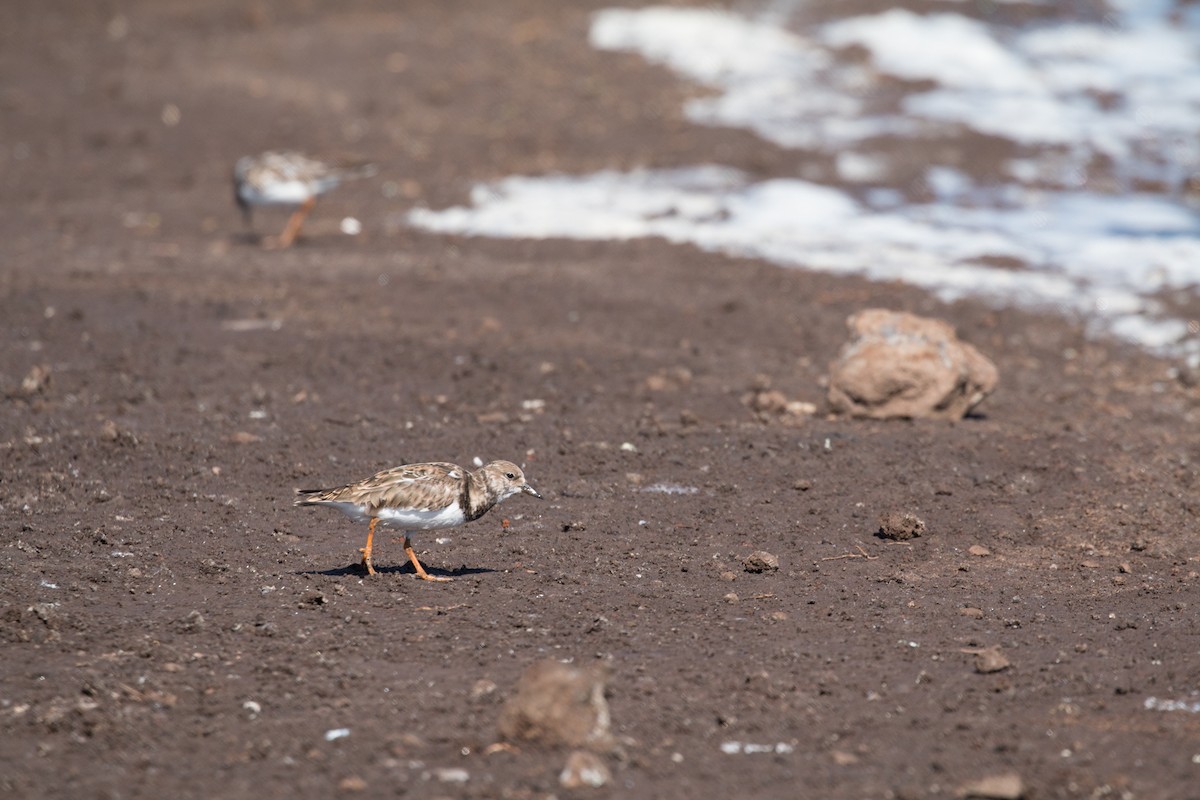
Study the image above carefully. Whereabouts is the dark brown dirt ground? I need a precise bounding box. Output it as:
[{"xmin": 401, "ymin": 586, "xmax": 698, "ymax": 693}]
[{"xmin": 3, "ymin": 1, "xmax": 1200, "ymax": 798}]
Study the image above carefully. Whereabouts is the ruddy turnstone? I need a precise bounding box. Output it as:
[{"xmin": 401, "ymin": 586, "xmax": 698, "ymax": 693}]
[
  {"xmin": 233, "ymin": 150, "xmax": 377, "ymax": 248},
  {"xmin": 294, "ymin": 460, "xmax": 542, "ymax": 580}
]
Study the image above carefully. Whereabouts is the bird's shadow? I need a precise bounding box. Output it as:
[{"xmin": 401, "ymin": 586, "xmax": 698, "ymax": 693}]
[
  {"xmin": 229, "ymin": 231, "xmax": 265, "ymax": 247},
  {"xmin": 299, "ymin": 562, "xmax": 496, "ymax": 580}
]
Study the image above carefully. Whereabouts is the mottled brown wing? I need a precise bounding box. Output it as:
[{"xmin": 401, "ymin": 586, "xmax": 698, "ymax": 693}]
[
  {"xmin": 314, "ymin": 462, "xmax": 464, "ymax": 511},
  {"xmin": 261, "ymin": 151, "xmax": 375, "ymax": 188},
  {"xmin": 260, "ymin": 151, "xmax": 331, "ymax": 183}
]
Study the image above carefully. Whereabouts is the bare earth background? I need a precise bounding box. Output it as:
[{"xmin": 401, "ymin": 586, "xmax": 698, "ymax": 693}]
[{"xmin": 3, "ymin": 1, "xmax": 1200, "ymax": 798}]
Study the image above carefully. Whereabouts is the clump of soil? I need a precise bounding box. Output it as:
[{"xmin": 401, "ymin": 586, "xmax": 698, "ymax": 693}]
[{"xmin": 877, "ymin": 510, "xmax": 926, "ymax": 540}]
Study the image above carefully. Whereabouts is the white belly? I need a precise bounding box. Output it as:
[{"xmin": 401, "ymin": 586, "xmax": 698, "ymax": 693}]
[
  {"xmin": 376, "ymin": 502, "xmax": 467, "ymax": 530},
  {"xmin": 241, "ymin": 179, "xmax": 318, "ymax": 206},
  {"xmin": 323, "ymin": 500, "xmax": 466, "ymax": 530}
]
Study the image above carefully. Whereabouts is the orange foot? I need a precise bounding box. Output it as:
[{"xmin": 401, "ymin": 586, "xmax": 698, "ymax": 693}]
[{"xmin": 404, "ymin": 536, "xmax": 452, "ymax": 582}]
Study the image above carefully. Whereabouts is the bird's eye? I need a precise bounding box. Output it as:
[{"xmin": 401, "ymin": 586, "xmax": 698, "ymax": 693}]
[{"xmin": 505, "ymin": 472, "xmax": 516, "ymax": 480}]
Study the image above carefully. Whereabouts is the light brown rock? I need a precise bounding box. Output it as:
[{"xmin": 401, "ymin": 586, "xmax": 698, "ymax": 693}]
[
  {"xmin": 973, "ymin": 646, "xmax": 1011, "ymax": 674},
  {"xmin": 338, "ymin": 776, "xmax": 368, "ymax": 792},
  {"xmin": 827, "ymin": 309, "xmax": 998, "ymax": 420},
  {"xmin": 497, "ymin": 660, "xmax": 614, "ymax": 750},
  {"xmin": 959, "ymin": 771, "xmax": 1025, "ymax": 799},
  {"xmin": 20, "ymin": 364, "xmax": 51, "ymax": 395}
]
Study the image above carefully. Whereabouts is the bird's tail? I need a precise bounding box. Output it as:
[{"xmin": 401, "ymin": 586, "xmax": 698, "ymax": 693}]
[
  {"xmin": 334, "ymin": 161, "xmax": 379, "ymax": 183},
  {"xmin": 294, "ymin": 487, "xmax": 331, "ymax": 506}
]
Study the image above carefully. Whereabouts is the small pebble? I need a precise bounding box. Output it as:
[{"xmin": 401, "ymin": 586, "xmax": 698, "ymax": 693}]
[
  {"xmin": 470, "ymin": 679, "xmax": 498, "ymax": 702},
  {"xmin": 431, "ymin": 767, "xmax": 469, "ymax": 784}
]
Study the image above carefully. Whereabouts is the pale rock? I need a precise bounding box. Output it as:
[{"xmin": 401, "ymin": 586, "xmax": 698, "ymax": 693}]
[
  {"xmin": 743, "ymin": 551, "xmax": 780, "ymax": 573},
  {"xmin": 497, "ymin": 660, "xmax": 614, "ymax": 750},
  {"xmin": 959, "ymin": 771, "xmax": 1025, "ymax": 799},
  {"xmin": 973, "ymin": 646, "xmax": 1011, "ymax": 674},
  {"xmin": 828, "ymin": 309, "xmax": 998, "ymax": 420}
]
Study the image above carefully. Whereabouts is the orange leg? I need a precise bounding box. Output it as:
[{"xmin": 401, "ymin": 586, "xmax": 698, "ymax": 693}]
[
  {"xmin": 274, "ymin": 197, "xmax": 317, "ymax": 249},
  {"xmin": 359, "ymin": 517, "xmax": 378, "ymax": 576},
  {"xmin": 404, "ymin": 535, "xmax": 452, "ymax": 582}
]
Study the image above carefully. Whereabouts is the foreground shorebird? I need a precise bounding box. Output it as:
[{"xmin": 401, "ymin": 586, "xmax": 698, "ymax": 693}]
[
  {"xmin": 294, "ymin": 460, "xmax": 542, "ymax": 580},
  {"xmin": 233, "ymin": 150, "xmax": 377, "ymax": 248}
]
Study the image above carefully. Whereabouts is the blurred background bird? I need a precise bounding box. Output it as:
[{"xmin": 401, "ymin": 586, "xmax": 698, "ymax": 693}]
[{"xmin": 233, "ymin": 150, "xmax": 377, "ymax": 248}]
